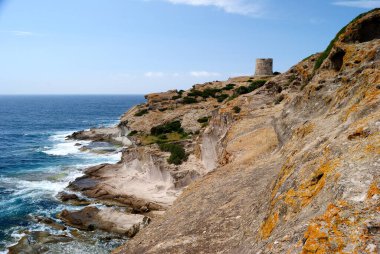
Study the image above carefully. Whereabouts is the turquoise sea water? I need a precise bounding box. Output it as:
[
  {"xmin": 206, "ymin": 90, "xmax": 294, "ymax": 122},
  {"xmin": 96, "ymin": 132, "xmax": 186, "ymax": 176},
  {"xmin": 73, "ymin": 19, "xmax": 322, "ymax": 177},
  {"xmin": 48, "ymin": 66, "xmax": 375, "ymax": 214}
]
[{"xmin": 0, "ymin": 95, "xmax": 145, "ymax": 252}]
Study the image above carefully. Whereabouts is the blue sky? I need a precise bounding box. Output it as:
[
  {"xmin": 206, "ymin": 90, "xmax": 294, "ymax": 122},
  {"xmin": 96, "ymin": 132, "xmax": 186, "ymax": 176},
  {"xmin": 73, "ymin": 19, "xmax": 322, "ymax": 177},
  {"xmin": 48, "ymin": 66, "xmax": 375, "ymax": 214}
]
[{"xmin": 0, "ymin": 0, "xmax": 379, "ymax": 94}]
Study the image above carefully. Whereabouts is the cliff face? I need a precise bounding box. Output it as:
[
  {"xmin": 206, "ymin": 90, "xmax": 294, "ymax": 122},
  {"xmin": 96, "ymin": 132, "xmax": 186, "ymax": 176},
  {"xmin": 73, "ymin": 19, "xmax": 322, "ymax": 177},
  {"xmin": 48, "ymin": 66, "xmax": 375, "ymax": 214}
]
[{"xmin": 113, "ymin": 9, "xmax": 380, "ymax": 253}]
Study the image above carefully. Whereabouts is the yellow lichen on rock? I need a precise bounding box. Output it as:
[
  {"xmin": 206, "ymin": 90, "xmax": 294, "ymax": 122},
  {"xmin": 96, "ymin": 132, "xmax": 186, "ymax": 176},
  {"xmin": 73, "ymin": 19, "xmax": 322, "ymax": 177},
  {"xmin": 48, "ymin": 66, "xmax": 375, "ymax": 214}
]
[
  {"xmin": 367, "ymin": 181, "xmax": 380, "ymax": 199},
  {"xmin": 260, "ymin": 211, "xmax": 279, "ymax": 239},
  {"xmin": 302, "ymin": 199, "xmax": 379, "ymax": 254},
  {"xmin": 299, "ymin": 159, "xmax": 341, "ymax": 207}
]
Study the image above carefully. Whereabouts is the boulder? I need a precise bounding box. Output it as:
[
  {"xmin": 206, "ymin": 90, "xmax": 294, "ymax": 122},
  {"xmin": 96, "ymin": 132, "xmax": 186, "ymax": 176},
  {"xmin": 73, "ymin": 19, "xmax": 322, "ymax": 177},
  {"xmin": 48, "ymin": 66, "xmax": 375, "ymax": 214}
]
[
  {"xmin": 56, "ymin": 192, "xmax": 92, "ymax": 206},
  {"xmin": 58, "ymin": 207, "xmax": 150, "ymax": 237},
  {"xmin": 8, "ymin": 231, "xmax": 72, "ymax": 254}
]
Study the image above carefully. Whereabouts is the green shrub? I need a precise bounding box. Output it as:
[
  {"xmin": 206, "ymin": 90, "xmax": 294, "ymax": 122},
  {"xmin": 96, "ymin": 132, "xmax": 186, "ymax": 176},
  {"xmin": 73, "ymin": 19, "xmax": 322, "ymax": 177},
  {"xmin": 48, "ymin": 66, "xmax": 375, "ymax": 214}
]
[
  {"xmin": 234, "ymin": 86, "xmax": 250, "ymax": 95},
  {"xmin": 172, "ymin": 95, "xmax": 182, "ymax": 100},
  {"xmin": 128, "ymin": 130, "xmax": 138, "ymax": 137},
  {"xmin": 201, "ymin": 88, "xmax": 222, "ymax": 98},
  {"xmin": 233, "ymin": 106, "xmax": 241, "ymax": 113},
  {"xmin": 289, "ymin": 75, "xmax": 296, "ymax": 82},
  {"xmin": 187, "ymin": 90, "xmax": 203, "ymax": 97},
  {"xmin": 159, "ymin": 108, "xmax": 168, "ymax": 112},
  {"xmin": 232, "ymin": 81, "xmax": 266, "ymax": 97},
  {"xmin": 159, "ymin": 143, "xmax": 188, "ymax": 165},
  {"xmin": 158, "ymin": 134, "xmax": 168, "ymax": 140},
  {"xmin": 197, "ymin": 116, "xmax": 210, "ymax": 124},
  {"xmin": 151, "ymin": 120, "xmax": 184, "ymax": 136},
  {"xmin": 223, "ymin": 84, "xmax": 236, "ymax": 90},
  {"xmin": 248, "ymin": 80, "xmax": 266, "ymax": 91},
  {"xmin": 134, "ymin": 109, "xmax": 149, "ymax": 117},
  {"xmin": 187, "ymin": 88, "xmax": 222, "ymax": 99},
  {"xmin": 227, "ymin": 94, "xmax": 238, "ymax": 102},
  {"xmin": 216, "ymin": 94, "xmax": 229, "ymax": 102},
  {"xmin": 314, "ymin": 9, "xmax": 379, "ymax": 70},
  {"xmin": 182, "ymin": 96, "xmax": 198, "ymax": 104}
]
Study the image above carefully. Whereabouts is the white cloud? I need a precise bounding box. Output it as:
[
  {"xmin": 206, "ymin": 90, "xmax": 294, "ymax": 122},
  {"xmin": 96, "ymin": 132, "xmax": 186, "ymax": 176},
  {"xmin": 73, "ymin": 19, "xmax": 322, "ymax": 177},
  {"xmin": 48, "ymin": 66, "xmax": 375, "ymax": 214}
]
[
  {"xmin": 11, "ymin": 30, "xmax": 34, "ymax": 37},
  {"xmin": 145, "ymin": 71, "xmax": 165, "ymax": 77},
  {"xmin": 333, "ymin": 0, "xmax": 380, "ymax": 8},
  {"xmin": 190, "ymin": 71, "xmax": 220, "ymax": 77},
  {"xmin": 162, "ymin": 0, "xmax": 263, "ymax": 16}
]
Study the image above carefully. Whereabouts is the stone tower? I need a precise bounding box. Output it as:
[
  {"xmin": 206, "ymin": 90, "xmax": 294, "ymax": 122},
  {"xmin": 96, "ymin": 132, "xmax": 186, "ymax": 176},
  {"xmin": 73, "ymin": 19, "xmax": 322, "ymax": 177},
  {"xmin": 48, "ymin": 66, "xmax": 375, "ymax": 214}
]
[{"xmin": 255, "ymin": 58, "xmax": 273, "ymax": 76}]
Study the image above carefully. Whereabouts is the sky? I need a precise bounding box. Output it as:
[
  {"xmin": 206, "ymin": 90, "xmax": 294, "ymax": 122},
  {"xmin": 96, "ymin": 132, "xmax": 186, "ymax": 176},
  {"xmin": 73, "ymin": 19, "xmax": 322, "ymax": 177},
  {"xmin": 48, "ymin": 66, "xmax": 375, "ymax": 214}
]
[{"xmin": 0, "ymin": 0, "xmax": 379, "ymax": 94}]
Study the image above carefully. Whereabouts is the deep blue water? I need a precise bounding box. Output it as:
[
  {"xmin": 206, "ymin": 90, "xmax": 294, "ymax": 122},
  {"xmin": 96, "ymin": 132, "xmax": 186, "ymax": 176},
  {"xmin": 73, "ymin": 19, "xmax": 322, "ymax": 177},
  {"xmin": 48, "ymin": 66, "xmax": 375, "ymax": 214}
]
[{"xmin": 0, "ymin": 95, "xmax": 144, "ymax": 252}]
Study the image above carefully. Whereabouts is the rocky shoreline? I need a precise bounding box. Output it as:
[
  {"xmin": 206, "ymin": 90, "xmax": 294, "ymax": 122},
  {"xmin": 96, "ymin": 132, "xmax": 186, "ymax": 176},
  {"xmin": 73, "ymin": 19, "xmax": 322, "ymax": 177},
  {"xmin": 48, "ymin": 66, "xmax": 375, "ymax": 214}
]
[{"xmin": 7, "ymin": 9, "xmax": 380, "ymax": 253}]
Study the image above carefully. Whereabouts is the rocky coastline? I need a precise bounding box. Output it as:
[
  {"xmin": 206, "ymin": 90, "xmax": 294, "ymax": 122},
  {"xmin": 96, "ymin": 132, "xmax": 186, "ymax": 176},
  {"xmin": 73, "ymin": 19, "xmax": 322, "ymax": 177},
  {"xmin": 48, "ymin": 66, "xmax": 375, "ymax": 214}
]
[{"xmin": 8, "ymin": 9, "xmax": 380, "ymax": 253}]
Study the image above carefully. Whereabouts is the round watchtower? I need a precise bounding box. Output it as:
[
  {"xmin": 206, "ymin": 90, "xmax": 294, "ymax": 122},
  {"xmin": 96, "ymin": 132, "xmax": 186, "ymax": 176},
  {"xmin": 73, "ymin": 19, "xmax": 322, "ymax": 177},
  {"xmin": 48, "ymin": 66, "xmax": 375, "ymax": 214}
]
[{"xmin": 255, "ymin": 58, "xmax": 273, "ymax": 76}]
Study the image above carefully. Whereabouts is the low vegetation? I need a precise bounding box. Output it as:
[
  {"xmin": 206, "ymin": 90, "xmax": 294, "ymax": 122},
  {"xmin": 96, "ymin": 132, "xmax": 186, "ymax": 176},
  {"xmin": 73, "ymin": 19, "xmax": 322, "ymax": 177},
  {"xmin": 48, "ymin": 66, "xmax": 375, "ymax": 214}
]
[
  {"xmin": 223, "ymin": 84, "xmax": 236, "ymax": 90},
  {"xmin": 187, "ymin": 88, "xmax": 222, "ymax": 99},
  {"xmin": 151, "ymin": 120, "xmax": 184, "ymax": 136},
  {"xmin": 128, "ymin": 130, "xmax": 138, "ymax": 137},
  {"xmin": 314, "ymin": 9, "xmax": 377, "ymax": 70},
  {"xmin": 229, "ymin": 80, "xmax": 267, "ymax": 99},
  {"xmin": 141, "ymin": 132, "xmax": 188, "ymax": 145},
  {"xmin": 179, "ymin": 82, "xmax": 268, "ymax": 105},
  {"xmin": 136, "ymin": 120, "xmax": 189, "ymax": 145},
  {"xmin": 134, "ymin": 109, "xmax": 149, "ymax": 117},
  {"xmin": 233, "ymin": 106, "xmax": 241, "ymax": 113},
  {"xmin": 248, "ymin": 80, "xmax": 267, "ymax": 91},
  {"xmin": 182, "ymin": 96, "xmax": 198, "ymax": 104},
  {"xmin": 159, "ymin": 143, "xmax": 188, "ymax": 165},
  {"xmin": 216, "ymin": 94, "xmax": 229, "ymax": 102}
]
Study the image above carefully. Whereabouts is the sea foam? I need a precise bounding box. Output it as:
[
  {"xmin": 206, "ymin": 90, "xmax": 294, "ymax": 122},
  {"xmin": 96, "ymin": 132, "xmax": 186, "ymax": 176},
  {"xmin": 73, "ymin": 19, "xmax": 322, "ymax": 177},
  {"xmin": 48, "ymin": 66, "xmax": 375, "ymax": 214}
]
[{"xmin": 43, "ymin": 131, "xmax": 90, "ymax": 156}]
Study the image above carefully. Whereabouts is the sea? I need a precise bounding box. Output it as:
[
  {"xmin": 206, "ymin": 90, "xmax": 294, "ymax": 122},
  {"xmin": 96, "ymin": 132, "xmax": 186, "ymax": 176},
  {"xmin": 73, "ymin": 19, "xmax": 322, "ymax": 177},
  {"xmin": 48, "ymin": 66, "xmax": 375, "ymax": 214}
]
[{"xmin": 0, "ymin": 95, "xmax": 145, "ymax": 253}]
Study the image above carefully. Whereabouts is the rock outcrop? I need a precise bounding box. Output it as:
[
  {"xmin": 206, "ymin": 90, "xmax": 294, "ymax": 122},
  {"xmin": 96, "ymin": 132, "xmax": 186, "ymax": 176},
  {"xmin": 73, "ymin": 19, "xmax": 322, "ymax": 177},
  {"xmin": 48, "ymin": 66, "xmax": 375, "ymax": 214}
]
[
  {"xmin": 112, "ymin": 9, "xmax": 380, "ymax": 254},
  {"xmin": 58, "ymin": 207, "xmax": 150, "ymax": 237},
  {"xmin": 16, "ymin": 8, "xmax": 376, "ymax": 254}
]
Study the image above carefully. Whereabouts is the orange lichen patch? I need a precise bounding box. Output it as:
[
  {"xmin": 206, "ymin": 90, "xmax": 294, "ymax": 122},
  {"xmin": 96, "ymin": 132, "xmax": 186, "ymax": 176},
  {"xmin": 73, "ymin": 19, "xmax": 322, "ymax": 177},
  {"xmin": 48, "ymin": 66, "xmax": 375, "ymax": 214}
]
[
  {"xmin": 343, "ymin": 103, "xmax": 360, "ymax": 122},
  {"xmin": 302, "ymin": 204, "xmax": 347, "ymax": 254},
  {"xmin": 278, "ymin": 160, "xmax": 341, "ymax": 213},
  {"xmin": 301, "ymin": 198, "xmax": 380, "ymax": 254},
  {"xmin": 367, "ymin": 181, "xmax": 380, "ymax": 199},
  {"xmin": 284, "ymin": 188, "xmax": 298, "ymax": 209},
  {"xmin": 363, "ymin": 86, "xmax": 380, "ymax": 104},
  {"xmin": 298, "ymin": 159, "xmax": 341, "ymax": 207},
  {"xmin": 271, "ymin": 156, "xmax": 340, "ymax": 219},
  {"xmin": 365, "ymin": 144, "xmax": 380, "ymax": 155},
  {"xmin": 342, "ymin": 86, "xmax": 380, "ymax": 122},
  {"xmin": 271, "ymin": 159, "xmax": 295, "ymax": 201},
  {"xmin": 302, "ymin": 223, "xmax": 329, "ymax": 253},
  {"xmin": 260, "ymin": 211, "xmax": 279, "ymax": 239},
  {"xmin": 294, "ymin": 122, "xmax": 315, "ymax": 139}
]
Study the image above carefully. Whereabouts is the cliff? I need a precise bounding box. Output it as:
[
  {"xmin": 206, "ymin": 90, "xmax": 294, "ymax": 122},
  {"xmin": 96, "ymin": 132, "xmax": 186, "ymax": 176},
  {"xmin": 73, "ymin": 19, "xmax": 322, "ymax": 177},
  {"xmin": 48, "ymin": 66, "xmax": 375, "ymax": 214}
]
[
  {"xmin": 13, "ymin": 9, "xmax": 378, "ymax": 254},
  {"xmin": 111, "ymin": 9, "xmax": 380, "ymax": 253}
]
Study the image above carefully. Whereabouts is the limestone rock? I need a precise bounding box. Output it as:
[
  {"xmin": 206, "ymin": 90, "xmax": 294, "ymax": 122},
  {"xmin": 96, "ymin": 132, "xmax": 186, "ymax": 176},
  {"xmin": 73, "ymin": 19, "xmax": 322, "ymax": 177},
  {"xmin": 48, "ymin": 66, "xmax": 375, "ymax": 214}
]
[
  {"xmin": 58, "ymin": 207, "xmax": 150, "ymax": 237},
  {"xmin": 8, "ymin": 231, "xmax": 72, "ymax": 254},
  {"xmin": 113, "ymin": 9, "xmax": 380, "ymax": 254}
]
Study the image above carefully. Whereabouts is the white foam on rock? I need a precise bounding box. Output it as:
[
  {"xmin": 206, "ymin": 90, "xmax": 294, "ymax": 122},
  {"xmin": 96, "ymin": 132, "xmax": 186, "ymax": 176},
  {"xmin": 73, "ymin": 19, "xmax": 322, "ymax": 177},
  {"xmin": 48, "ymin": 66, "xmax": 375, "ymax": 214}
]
[
  {"xmin": 43, "ymin": 131, "xmax": 90, "ymax": 156},
  {"xmin": 1, "ymin": 131, "xmax": 122, "ymax": 208}
]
